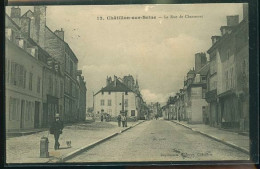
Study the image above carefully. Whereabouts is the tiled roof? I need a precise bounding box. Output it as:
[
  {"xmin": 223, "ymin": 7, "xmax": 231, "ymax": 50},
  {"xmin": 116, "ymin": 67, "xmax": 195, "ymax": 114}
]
[
  {"xmin": 94, "ymin": 79, "xmax": 133, "ymax": 96},
  {"xmin": 197, "ymin": 63, "xmax": 210, "ymax": 76}
]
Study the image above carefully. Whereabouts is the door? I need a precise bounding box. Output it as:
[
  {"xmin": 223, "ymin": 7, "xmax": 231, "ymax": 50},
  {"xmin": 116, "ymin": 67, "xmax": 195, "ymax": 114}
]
[
  {"xmin": 20, "ymin": 100, "xmax": 25, "ymax": 129},
  {"xmin": 34, "ymin": 101, "xmax": 40, "ymax": 128}
]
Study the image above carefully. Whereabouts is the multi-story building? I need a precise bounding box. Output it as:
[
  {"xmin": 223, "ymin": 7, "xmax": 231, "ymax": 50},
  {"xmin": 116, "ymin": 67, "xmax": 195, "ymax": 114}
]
[
  {"xmin": 206, "ymin": 4, "xmax": 249, "ymax": 131},
  {"xmin": 10, "ymin": 6, "xmax": 86, "ymax": 123},
  {"xmin": 5, "ymin": 14, "xmax": 43, "ymax": 130},
  {"xmin": 77, "ymin": 70, "xmax": 87, "ymax": 121},
  {"xmin": 6, "ymin": 12, "xmax": 63, "ymax": 129},
  {"xmin": 6, "ymin": 6, "xmax": 86, "ymax": 127},
  {"xmin": 94, "ymin": 76, "xmax": 139, "ymax": 118},
  {"xmin": 182, "ymin": 53, "xmax": 209, "ymax": 124}
]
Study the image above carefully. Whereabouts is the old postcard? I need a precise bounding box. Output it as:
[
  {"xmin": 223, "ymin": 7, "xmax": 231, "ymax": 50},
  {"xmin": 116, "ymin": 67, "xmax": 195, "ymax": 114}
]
[{"xmin": 5, "ymin": 3, "xmax": 251, "ymax": 164}]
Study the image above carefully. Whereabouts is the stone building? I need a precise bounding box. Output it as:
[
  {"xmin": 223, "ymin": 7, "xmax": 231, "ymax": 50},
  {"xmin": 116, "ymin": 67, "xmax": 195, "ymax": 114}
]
[
  {"xmin": 5, "ymin": 13, "xmax": 63, "ymax": 130},
  {"xmin": 206, "ymin": 4, "xmax": 249, "ymax": 131},
  {"xmin": 6, "ymin": 6, "xmax": 87, "ymax": 126},
  {"xmin": 9, "ymin": 6, "xmax": 86, "ymax": 123},
  {"xmin": 94, "ymin": 76, "xmax": 139, "ymax": 118},
  {"xmin": 77, "ymin": 70, "xmax": 87, "ymax": 121},
  {"xmin": 182, "ymin": 53, "xmax": 209, "ymax": 124},
  {"xmin": 6, "ymin": 14, "xmax": 43, "ymax": 130}
]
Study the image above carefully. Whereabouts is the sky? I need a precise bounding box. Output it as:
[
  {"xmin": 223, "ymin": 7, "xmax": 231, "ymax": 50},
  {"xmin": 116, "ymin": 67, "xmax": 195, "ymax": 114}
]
[{"xmin": 6, "ymin": 4, "xmax": 244, "ymax": 107}]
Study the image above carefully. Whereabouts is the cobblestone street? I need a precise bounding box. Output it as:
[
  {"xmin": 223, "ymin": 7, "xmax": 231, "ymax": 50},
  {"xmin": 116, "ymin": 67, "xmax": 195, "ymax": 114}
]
[
  {"xmin": 69, "ymin": 120, "xmax": 249, "ymax": 162},
  {"xmin": 6, "ymin": 121, "xmax": 138, "ymax": 163}
]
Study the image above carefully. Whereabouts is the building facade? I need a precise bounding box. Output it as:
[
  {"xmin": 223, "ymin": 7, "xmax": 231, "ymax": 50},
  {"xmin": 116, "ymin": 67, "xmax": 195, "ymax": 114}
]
[
  {"xmin": 6, "ymin": 6, "xmax": 87, "ymax": 129},
  {"xmin": 206, "ymin": 8, "xmax": 249, "ymax": 131}
]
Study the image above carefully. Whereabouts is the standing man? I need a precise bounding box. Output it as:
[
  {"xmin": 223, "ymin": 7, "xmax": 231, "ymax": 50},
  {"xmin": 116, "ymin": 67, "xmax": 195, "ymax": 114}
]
[
  {"xmin": 50, "ymin": 114, "xmax": 64, "ymax": 150},
  {"xmin": 121, "ymin": 115, "xmax": 126, "ymax": 127},
  {"xmin": 117, "ymin": 114, "xmax": 121, "ymax": 127}
]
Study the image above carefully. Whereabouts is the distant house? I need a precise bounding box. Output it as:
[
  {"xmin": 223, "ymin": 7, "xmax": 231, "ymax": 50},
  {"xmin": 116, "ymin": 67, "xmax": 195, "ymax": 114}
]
[
  {"xmin": 94, "ymin": 76, "xmax": 139, "ymax": 118},
  {"xmin": 183, "ymin": 53, "xmax": 209, "ymax": 124}
]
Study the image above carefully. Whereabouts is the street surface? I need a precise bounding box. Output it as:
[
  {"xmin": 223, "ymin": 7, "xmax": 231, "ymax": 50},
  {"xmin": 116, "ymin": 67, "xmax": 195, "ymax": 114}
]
[{"xmin": 69, "ymin": 120, "xmax": 249, "ymax": 162}]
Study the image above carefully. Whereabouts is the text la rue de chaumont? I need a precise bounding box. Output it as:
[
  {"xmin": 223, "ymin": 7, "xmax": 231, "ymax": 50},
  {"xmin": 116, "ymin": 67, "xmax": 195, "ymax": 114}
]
[{"xmin": 97, "ymin": 14, "xmax": 203, "ymax": 20}]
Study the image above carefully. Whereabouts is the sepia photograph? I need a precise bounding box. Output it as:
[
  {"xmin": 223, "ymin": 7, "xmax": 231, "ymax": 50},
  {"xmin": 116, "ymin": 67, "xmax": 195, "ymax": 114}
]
[{"xmin": 4, "ymin": 3, "xmax": 251, "ymax": 164}]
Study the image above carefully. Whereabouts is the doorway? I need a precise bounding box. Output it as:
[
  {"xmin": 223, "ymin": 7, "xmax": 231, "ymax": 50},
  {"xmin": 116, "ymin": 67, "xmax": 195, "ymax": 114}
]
[
  {"xmin": 20, "ymin": 100, "xmax": 25, "ymax": 129},
  {"xmin": 34, "ymin": 101, "xmax": 40, "ymax": 128}
]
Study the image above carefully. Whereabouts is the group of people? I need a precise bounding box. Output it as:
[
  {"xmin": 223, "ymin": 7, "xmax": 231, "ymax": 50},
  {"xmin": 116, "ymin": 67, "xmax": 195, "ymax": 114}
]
[
  {"xmin": 117, "ymin": 114, "xmax": 128, "ymax": 127},
  {"xmin": 100, "ymin": 113, "xmax": 111, "ymax": 122}
]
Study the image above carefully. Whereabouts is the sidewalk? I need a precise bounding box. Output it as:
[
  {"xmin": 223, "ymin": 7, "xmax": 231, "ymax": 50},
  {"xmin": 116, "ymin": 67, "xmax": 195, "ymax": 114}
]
[
  {"xmin": 6, "ymin": 120, "xmax": 143, "ymax": 164},
  {"xmin": 172, "ymin": 120, "xmax": 249, "ymax": 154}
]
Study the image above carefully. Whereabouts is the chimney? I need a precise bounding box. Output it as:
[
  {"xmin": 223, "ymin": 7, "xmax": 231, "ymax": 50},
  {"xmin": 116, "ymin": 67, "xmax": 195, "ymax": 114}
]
[
  {"xmin": 220, "ymin": 26, "xmax": 233, "ymax": 36},
  {"xmin": 114, "ymin": 75, "xmax": 117, "ymax": 87},
  {"xmin": 10, "ymin": 7, "xmax": 21, "ymax": 25},
  {"xmin": 243, "ymin": 3, "xmax": 248, "ymax": 20},
  {"xmin": 227, "ymin": 15, "xmax": 239, "ymax": 26},
  {"xmin": 211, "ymin": 36, "xmax": 221, "ymax": 45},
  {"xmin": 11, "ymin": 7, "xmax": 21, "ymax": 18},
  {"xmin": 54, "ymin": 28, "xmax": 64, "ymax": 40},
  {"xmin": 195, "ymin": 53, "xmax": 207, "ymax": 72},
  {"xmin": 34, "ymin": 6, "xmax": 46, "ymax": 48}
]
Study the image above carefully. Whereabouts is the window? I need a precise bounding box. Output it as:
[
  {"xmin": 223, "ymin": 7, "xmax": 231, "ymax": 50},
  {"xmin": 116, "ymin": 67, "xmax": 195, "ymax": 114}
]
[
  {"xmin": 37, "ymin": 77, "xmax": 41, "ymax": 93},
  {"xmin": 101, "ymin": 99, "xmax": 105, "ymax": 106},
  {"xmin": 102, "ymin": 91, "xmax": 104, "ymax": 95},
  {"xmin": 227, "ymin": 50, "xmax": 230, "ymax": 60},
  {"xmin": 6, "ymin": 60, "xmax": 10, "ymax": 84},
  {"xmin": 65, "ymin": 76, "xmax": 70, "ymax": 94},
  {"xmin": 9, "ymin": 97, "xmax": 20, "ymax": 121},
  {"xmin": 125, "ymin": 92, "xmax": 128, "ymax": 95},
  {"xmin": 202, "ymin": 77, "xmax": 206, "ymax": 81},
  {"xmin": 5, "ymin": 28, "xmax": 12, "ymax": 40},
  {"xmin": 60, "ymin": 81, "xmax": 64, "ymax": 97},
  {"xmin": 125, "ymin": 99, "xmax": 128, "ymax": 107},
  {"xmin": 225, "ymin": 71, "xmax": 229, "ymax": 90},
  {"xmin": 23, "ymin": 70, "xmax": 26, "ymax": 88},
  {"xmin": 18, "ymin": 39, "xmax": 24, "ymax": 48},
  {"xmin": 230, "ymin": 68, "xmax": 233, "ymax": 88},
  {"xmin": 108, "ymin": 92, "xmax": 111, "ymax": 95},
  {"xmin": 70, "ymin": 60, "xmax": 73, "ymax": 76},
  {"xmin": 55, "ymin": 79, "xmax": 58, "ymax": 96},
  {"xmin": 108, "ymin": 99, "xmax": 112, "ymax": 106},
  {"xmin": 29, "ymin": 72, "xmax": 33, "ymax": 91},
  {"xmin": 131, "ymin": 110, "xmax": 135, "ymax": 116},
  {"xmin": 49, "ymin": 75, "xmax": 53, "ymax": 94}
]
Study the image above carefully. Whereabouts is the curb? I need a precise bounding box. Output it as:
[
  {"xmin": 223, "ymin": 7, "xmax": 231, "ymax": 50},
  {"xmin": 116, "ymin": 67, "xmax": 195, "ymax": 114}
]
[
  {"xmin": 56, "ymin": 120, "xmax": 145, "ymax": 162},
  {"xmin": 171, "ymin": 120, "xmax": 249, "ymax": 155}
]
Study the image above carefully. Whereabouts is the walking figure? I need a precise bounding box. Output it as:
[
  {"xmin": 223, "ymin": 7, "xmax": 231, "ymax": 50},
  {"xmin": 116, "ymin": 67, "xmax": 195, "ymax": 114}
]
[
  {"xmin": 117, "ymin": 114, "xmax": 121, "ymax": 127},
  {"xmin": 50, "ymin": 114, "xmax": 64, "ymax": 150},
  {"xmin": 101, "ymin": 114, "xmax": 103, "ymax": 122},
  {"xmin": 121, "ymin": 115, "xmax": 126, "ymax": 127}
]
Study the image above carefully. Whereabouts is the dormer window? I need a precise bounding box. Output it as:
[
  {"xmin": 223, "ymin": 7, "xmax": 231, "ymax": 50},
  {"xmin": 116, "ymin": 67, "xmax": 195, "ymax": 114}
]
[
  {"xmin": 5, "ymin": 28, "xmax": 12, "ymax": 40},
  {"xmin": 18, "ymin": 39, "xmax": 24, "ymax": 48}
]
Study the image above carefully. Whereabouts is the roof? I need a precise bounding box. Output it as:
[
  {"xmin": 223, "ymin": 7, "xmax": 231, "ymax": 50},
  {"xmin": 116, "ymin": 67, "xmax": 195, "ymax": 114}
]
[
  {"xmin": 187, "ymin": 69, "xmax": 196, "ymax": 74},
  {"xmin": 197, "ymin": 62, "xmax": 210, "ymax": 76},
  {"xmin": 5, "ymin": 13, "xmax": 21, "ymax": 30},
  {"xmin": 21, "ymin": 10, "xmax": 34, "ymax": 18},
  {"xmin": 94, "ymin": 79, "xmax": 133, "ymax": 96}
]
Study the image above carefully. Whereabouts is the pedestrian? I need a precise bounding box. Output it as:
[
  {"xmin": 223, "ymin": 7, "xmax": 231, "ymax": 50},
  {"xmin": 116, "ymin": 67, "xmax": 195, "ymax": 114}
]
[
  {"xmin": 125, "ymin": 115, "xmax": 127, "ymax": 127},
  {"xmin": 49, "ymin": 114, "xmax": 64, "ymax": 150},
  {"xmin": 121, "ymin": 115, "xmax": 126, "ymax": 127},
  {"xmin": 117, "ymin": 114, "xmax": 121, "ymax": 127},
  {"xmin": 101, "ymin": 114, "xmax": 103, "ymax": 122}
]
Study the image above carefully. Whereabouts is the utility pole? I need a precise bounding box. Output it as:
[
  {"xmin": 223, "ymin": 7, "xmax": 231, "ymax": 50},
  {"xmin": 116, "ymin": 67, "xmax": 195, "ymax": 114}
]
[{"xmin": 121, "ymin": 93, "xmax": 124, "ymax": 114}]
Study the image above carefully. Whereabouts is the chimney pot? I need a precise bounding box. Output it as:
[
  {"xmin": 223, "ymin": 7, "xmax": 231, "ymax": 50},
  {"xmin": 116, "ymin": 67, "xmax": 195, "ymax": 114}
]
[
  {"xmin": 226, "ymin": 15, "xmax": 239, "ymax": 26},
  {"xmin": 11, "ymin": 7, "xmax": 21, "ymax": 18}
]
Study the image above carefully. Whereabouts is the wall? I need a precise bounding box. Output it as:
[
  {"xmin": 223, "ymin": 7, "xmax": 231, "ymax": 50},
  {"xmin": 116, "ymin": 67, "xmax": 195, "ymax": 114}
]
[
  {"xmin": 5, "ymin": 39, "xmax": 43, "ymax": 130},
  {"xmin": 94, "ymin": 91, "xmax": 138, "ymax": 117}
]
